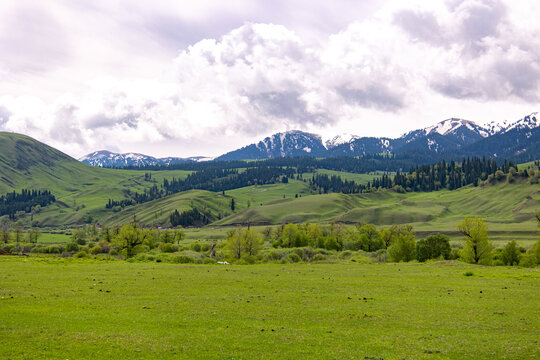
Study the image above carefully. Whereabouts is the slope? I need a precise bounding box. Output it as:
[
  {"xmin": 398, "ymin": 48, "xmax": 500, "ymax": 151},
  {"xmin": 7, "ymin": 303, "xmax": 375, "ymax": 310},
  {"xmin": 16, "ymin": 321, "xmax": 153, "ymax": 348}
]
[
  {"xmin": 0, "ymin": 132, "xmax": 192, "ymax": 227},
  {"xmin": 213, "ymin": 178, "xmax": 540, "ymax": 241}
]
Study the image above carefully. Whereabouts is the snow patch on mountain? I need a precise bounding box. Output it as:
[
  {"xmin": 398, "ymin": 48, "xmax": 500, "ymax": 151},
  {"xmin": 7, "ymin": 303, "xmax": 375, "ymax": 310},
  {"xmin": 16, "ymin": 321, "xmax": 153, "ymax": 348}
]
[{"xmin": 323, "ymin": 133, "xmax": 360, "ymax": 149}]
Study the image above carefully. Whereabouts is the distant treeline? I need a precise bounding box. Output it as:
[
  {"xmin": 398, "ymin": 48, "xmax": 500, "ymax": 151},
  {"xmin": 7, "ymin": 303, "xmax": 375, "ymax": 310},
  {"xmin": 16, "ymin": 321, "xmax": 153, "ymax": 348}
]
[
  {"xmin": 309, "ymin": 157, "xmax": 517, "ymax": 194},
  {"xmin": 120, "ymin": 154, "xmax": 431, "ymax": 173},
  {"xmin": 107, "ymin": 167, "xmax": 295, "ymax": 210},
  {"xmin": 106, "ymin": 156, "xmax": 520, "ymax": 211},
  {"xmin": 169, "ymin": 208, "xmax": 212, "ymax": 227},
  {"xmin": 0, "ymin": 189, "xmax": 55, "ymax": 219}
]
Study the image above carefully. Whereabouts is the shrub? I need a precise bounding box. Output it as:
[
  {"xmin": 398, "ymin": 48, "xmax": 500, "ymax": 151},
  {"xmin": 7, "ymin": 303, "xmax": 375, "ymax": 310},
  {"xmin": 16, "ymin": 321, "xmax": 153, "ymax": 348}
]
[
  {"xmin": 191, "ymin": 242, "xmax": 202, "ymax": 252},
  {"xmin": 202, "ymin": 257, "xmax": 217, "ymax": 264},
  {"xmin": 266, "ymin": 250, "xmax": 282, "ymax": 261},
  {"xmin": 200, "ymin": 243, "xmax": 211, "ymax": 252},
  {"xmin": 388, "ymin": 232, "xmax": 416, "ymax": 262},
  {"xmin": 89, "ymin": 245, "xmax": 102, "ymax": 255},
  {"xmin": 172, "ymin": 255, "xmax": 195, "ymax": 263},
  {"xmin": 47, "ymin": 245, "xmax": 63, "ymax": 254},
  {"xmin": 74, "ymin": 251, "xmax": 89, "ymax": 258},
  {"xmin": 464, "ymin": 271, "xmax": 474, "ymax": 276},
  {"xmin": 288, "ymin": 253, "xmax": 301, "ymax": 263},
  {"xmin": 416, "ymin": 234, "xmax": 451, "ymax": 262},
  {"xmin": 65, "ymin": 242, "xmax": 79, "ymax": 252},
  {"xmin": 519, "ymin": 240, "xmax": 540, "ymax": 267},
  {"xmin": 500, "ymin": 240, "xmax": 521, "ymax": 266},
  {"xmin": 312, "ymin": 254, "xmax": 326, "ymax": 261},
  {"xmin": 339, "ymin": 250, "xmax": 353, "ymax": 259},
  {"xmin": 160, "ymin": 243, "xmax": 177, "ymax": 253},
  {"xmin": 324, "ymin": 236, "xmax": 340, "ymax": 251}
]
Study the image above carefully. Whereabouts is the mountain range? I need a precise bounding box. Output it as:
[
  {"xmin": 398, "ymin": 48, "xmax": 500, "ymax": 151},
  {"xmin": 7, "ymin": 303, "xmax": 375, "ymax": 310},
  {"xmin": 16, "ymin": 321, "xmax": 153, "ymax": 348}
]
[
  {"xmin": 79, "ymin": 150, "xmax": 213, "ymax": 168},
  {"xmin": 80, "ymin": 112, "xmax": 539, "ymax": 166}
]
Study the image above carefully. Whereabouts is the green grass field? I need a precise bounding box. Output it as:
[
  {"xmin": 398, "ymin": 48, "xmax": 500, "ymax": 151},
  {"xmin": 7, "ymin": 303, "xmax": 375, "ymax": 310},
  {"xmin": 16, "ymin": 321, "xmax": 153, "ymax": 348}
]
[{"xmin": 0, "ymin": 257, "xmax": 538, "ymax": 359}]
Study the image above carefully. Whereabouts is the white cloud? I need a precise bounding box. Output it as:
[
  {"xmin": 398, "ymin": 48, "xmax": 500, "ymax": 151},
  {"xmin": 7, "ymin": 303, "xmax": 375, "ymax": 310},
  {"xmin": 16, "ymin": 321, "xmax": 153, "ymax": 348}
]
[{"xmin": 0, "ymin": 0, "xmax": 539, "ymax": 157}]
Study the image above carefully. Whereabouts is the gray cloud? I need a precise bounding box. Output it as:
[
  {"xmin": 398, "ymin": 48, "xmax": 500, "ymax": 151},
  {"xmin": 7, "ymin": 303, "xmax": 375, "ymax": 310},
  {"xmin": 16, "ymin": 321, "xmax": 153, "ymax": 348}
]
[
  {"xmin": 393, "ymin": 10, "xmax": 445, "ymax": 45},
  {"xmin": 0, "ymin": 106, "xmax": 11, "ymax": 130},
  {"xmin": 338, "ymin": 85, "xmax": 405, "ymax": 112},
  {"xmin": 249, "ymin": 91, "xmax": 328, "ymax": 128},
  {"xmin": 50, "ymin": 105, "xmax": 86, "ymax": 145}
]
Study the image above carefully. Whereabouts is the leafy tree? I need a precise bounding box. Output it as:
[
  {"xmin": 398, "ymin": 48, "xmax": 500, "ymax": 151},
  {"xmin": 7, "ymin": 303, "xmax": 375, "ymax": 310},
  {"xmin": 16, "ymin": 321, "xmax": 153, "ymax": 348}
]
[
  {"xmin": 416, "ymin": 234, "xmax": 451, "ymax": 262},
  {"xmin": 458, "ymin": 216, "xmax": 492, "ymax": 264},
  {"xmin": 113, "ymin": 223, "xmax": 148, "ymax": 258},
  {"xmin": 280, "ymin": 223, "xmax": 298, "ymax": 248},
  {"xmin": 26, "ymin": 228, "xmax": 42, "ymax": 243},
  {"xmin": 174, "ymin": 229, "xmax": 185, "ymax": 245},
  {"xmin": 0, "ymin": 224, "xmax": 11, "ymax": 243},
  {"xmin": 500, "ymin": 240, "xmax": 520, "ymax": 266},
  {"xmin": 380, "ymin": 225, "xmax": 398, "ymax": 248},
  {"xmin": 230, "ymin": 198, "xmax": 235, "ymax": 211},
  {"xmin": 243, "ymin": 229, "xmax": 263, "ymax": 257},
  {"xmin": 388, "ymin": 227, "xmax": 416, "ymax": 262},
  {"xmin": 100, "ymin": 226, "xmax": 113, "ymax": 242},
  {"xmin": 71, "ymin": 227, "xmax": 87, "ymax": 245},
  {"xmin": 226, "ymin": 227, "xmax": 244, "ymax": 259},
  {"xmin": 160, "ymin": 230, "xmax": 174, "ymax": 244},
  {"xmin": 13, "ymin": 225, "xmax": 24, "ymax": 243},
  {"xmin": 306, "ymin": 223, "xmax": 324, "ymax": 248},
  {"xmin": 262, "ymin": 226, "xmax": 273, "ymax": 242}
]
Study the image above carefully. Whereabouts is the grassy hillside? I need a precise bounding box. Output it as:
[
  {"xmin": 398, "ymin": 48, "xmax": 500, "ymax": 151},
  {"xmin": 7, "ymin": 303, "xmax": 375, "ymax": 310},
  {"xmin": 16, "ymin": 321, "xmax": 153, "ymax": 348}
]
[
  {"xmin": 0, "ymin": 132, "xmax": 191, "ymax": 227},
  {"xmin": 214, "ymin": 178, "xmax": 539, "ymax": 244},
  {"xmin": 100, "ymin": 180, "xmax": 312, "ymax": 227}
]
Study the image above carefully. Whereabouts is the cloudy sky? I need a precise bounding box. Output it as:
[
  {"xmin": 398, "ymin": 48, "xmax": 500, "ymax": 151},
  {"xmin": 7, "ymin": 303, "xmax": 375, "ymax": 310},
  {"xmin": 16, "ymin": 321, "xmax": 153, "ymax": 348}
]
[{"xmin": 0, "ymin": 0, "xmax": 539, "ymax": 158}]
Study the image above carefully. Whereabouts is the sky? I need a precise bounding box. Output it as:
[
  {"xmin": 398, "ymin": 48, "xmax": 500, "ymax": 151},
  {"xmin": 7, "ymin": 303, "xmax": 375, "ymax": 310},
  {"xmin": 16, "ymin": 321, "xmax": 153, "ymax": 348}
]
[{"xmin": 0, "ymin": 0, "xmax": 539, "ymax": 158}]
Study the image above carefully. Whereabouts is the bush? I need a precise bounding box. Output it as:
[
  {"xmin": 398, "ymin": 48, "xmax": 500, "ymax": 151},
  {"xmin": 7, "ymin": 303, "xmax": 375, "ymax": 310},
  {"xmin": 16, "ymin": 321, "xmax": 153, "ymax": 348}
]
[
  {"xmin": 46, "ymin": 245, "xmax": 63, "ymax": 254},
  {"xmin": 202, "ymin": 257, "xmax": 217, "ymax": 264},
  {"xmin": 520, "ymin": 240, "xmax": 540, "ymax": 267},
  {"xmin": 89, "ymin": 245, "xmax": 102, "ymax": 255},
  {"xmin": 172, "ymin": 255, "xmax": 195, "ymax": 263},
  {"xmin": 160, "ymin": 243, "xmax": 177, "ymax": 253},
  {"xmin": 288, "ymin": 253, "xmax": 301, "ymax": 263},
  {"xmin": 65, "ymin": 242, "xmax": 79, "ymax": 252},
  {"xmin": 501, "ymin": 240, "xmax": 521, "ymax": 266},
  {"xmin": 416, "ymin": 234, "xmax": 451, "ymax": 262},
  {"xmin": 266, "ymin": 250, "xmax": 282, "ymax": 261},
  {"xmin": 388, "ymin": 232, "xmax": 416, "ymax": 262},
  {"xmin": 74, "ymin": 251, "xmax": 89, "ymax": 258},
  {"xmin": 464, "ymin": 271, "xmax": 474, "ymax": 276},
  {"xmin": 339, "ymin": 250, "xmax": 353, "ymax": 259},
  {"xmin": 191, "ymin": 242, "xmax": 202, "ymax": 252},
  {"xmin": 312, "ymin": 253, "xmax": 326, "ymax": 261}
]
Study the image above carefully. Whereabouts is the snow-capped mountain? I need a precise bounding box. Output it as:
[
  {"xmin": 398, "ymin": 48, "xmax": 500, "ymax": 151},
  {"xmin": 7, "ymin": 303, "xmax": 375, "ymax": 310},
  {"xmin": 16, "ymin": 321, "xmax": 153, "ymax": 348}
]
[
  {"xmin": 216, "ymin": 113, "xmax": 539, "ymax": 161},
  {"xmin": 79, "ymin": 150, "xmax": 207, "ymax": 167},
  {"xmin": 323, "ymin": 133, "xmax": 360, "ymax": 149},
  {"xmin": 81, "ymin": 112, "xmax": 539, "ymax": 166},
  {"xmin": 217, "ymin": 130, "xmax": 327, "ymax": 161}
]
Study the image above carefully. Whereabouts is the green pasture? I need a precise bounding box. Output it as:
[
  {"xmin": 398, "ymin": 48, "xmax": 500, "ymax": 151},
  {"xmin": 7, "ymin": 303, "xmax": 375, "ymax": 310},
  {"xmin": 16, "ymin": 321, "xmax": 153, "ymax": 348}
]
[{"xmin": 0, "ymin": 257, "xmax": 538, "ymax": 359}]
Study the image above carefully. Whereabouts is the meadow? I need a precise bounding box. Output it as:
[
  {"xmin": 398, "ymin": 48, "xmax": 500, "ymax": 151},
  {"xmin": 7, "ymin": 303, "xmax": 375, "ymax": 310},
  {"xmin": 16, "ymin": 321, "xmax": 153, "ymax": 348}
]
[{"xmin": 0, "ymin": 257, "xmax": 538, "ymax": 359}]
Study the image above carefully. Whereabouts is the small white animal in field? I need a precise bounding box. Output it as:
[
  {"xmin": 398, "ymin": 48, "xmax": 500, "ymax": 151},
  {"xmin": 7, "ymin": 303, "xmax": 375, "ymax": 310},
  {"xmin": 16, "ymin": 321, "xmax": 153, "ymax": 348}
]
[{"xmin": 217, "ymin": 261, "xmax": 230, "ymax": 265}]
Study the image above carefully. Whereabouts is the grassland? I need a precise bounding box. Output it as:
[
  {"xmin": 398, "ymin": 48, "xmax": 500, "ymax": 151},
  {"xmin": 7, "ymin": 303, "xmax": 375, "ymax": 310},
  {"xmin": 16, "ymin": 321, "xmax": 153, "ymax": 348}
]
[
  {"xmin": 214, "ymin": 178, "xmax": 539, "ymax": 245},
  {"xmin": 303, "ymin": 169, "xmax": 392, "ymax": 184},
  {"xmin": 0, "ymin": 132, "xmax": 192, "ymax": 227},
  {"xmin": 0, "ymin": 257, "xmax": 538, "ymax": 359}
]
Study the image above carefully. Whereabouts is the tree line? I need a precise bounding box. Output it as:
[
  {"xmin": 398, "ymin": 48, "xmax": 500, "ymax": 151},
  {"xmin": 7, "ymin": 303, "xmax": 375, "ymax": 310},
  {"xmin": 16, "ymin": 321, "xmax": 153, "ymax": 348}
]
[
  {"xmin": 0, "ymin": 189, "xmax": 55, "ymax": 219},
  {"xmin": 309, "ymin": 157, "xmax": 517, "ymax": 194},
  {"xmin": 106, "ymin": 166, "xmax": 295, "ymax": 209}
]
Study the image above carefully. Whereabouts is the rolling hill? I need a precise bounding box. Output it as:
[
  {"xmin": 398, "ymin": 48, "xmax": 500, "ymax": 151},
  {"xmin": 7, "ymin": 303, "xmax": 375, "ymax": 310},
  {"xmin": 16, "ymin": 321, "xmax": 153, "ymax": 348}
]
[{"xmin": 0, "ymin": 132, "xmax": 192, "ymax": 227}]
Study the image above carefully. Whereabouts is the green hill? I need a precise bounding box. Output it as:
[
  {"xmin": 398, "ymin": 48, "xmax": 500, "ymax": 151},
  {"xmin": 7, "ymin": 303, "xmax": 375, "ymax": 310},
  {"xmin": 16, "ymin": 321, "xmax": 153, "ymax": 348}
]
[
  {"xmin": 213, "ymin": 178, "xmax": 539, "ymax": 243},
  {"xmin": 0, "ymin": 132, "xmax": 191, "ymax": 227},
  {"xmin": 1, "ymin": 132, "xmax": 538, "ymax": 246}
]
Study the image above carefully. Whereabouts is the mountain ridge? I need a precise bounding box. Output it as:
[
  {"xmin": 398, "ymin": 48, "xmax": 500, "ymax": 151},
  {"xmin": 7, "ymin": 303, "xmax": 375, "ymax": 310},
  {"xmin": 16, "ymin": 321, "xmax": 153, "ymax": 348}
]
[{"xmin": 78, "ymin": 112, "xmax": 539, "ymax": 165}]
